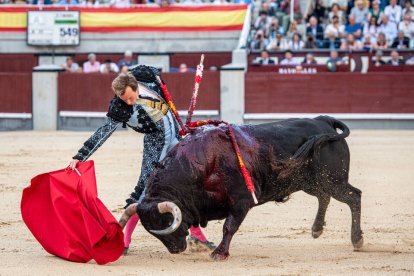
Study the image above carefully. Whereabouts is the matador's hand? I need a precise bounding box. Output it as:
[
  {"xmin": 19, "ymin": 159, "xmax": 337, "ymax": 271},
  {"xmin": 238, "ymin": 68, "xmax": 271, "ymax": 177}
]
[{"xmin": 68, "ymin": 159, "xmax": 80, "ymax": 170}]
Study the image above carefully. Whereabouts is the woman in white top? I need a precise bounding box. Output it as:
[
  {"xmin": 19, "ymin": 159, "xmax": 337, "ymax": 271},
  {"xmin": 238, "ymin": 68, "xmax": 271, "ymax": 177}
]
[
  {"xmin": 288, "ymin": 33, "xmax": 305, "ymax": 50},
  {"xmin": 363, "ymin": 16, "xmax": 379, "ymax": 44}
]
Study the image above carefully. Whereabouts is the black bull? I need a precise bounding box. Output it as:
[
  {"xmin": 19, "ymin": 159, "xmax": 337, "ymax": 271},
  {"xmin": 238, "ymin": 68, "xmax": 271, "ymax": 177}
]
[{"xmin": 119, "ymin": 116, "xmax": 363, "ymax": 260}]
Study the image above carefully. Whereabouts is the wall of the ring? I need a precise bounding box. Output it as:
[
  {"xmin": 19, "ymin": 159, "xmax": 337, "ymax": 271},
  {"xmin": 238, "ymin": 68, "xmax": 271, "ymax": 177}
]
[
  {"xmin": 0, "ymin": 73, "xmax": 32, "ymax": 113},
  {"xmin": 0, "ymin": 32, "xmax": 241, "ymax": 54},
  {"xmin": 245, "ymin": 72, "xmax": 414, "ymax": 114}
]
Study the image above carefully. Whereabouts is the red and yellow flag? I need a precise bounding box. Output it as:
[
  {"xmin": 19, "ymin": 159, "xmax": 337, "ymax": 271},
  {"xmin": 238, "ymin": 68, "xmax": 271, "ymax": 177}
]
[{"xmin": 0, "ymin": 5, "xmax": 247, "ymax": 32}]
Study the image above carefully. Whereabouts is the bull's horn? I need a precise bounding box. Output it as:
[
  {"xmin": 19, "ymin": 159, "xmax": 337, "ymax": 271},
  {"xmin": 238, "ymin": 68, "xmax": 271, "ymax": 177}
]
[
  {"xmin": 150, "ymin": 201, "xmax": 182, "ymax": 235},
  {"xmin": 119, "ymin": 203, "xmax": 138, "ymax": 229}
]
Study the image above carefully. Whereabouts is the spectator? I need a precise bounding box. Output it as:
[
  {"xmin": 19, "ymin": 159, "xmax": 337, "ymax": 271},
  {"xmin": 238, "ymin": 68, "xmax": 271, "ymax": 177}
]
[
  {"xmin": 304, "ymin": 0, "xmax": 327, "ymax": 23},
  {"xmin": 255, "ymin": 50, "xmax": 275, "ymax": 65},
  {"xmin": 402, "ymin": 0, "xmax": 414, "ymax": 17},
  {"xmin": 341, "ymin": 33, "xmax": 363, "ymax": 49},
  {"xmin": 58, "ymin": 0, "xmax": 78, "ymax": 5},
  {"xmin": 306, "ymin": 16, "xmax": 324, "ymax": 48},
  {"xmin": 373, "ymin": 31, "xmax": 390, "ymax": 48},
  {"xmin": 266, "ymin": 17, "xmax": 285, "ymax": 41},
  {"xmin": 259, "ymin": 1, "xmax": 277, "ymax": 17},
  {"xmin": 61, "ymin": 57, "xmax": 81, "ymax": 73},
  {"xmin": 398, "ymin": 13, "xmax": 414, "ymax": 40},
  {"xmin": 110, "ymin": 0, "xmax": 130, "ymax": 8},
  {"xmin": 117, "ymin": 50, "xmax": 137, "ymax": 69},
  {"xmin": 266, "ymin": 32, "xmax": 289, "ymax": 50},
  {"xmin": 279, "ymin": 0, "xmax": 302, "ymax": 33},
  {"xmin": 325, "ymin": 15, "xmax": 345, "ymax": 48},
  {"xmin": 363, "ymin": 34, "xmax": 376, "ymax": 50},
  {"xmin": 254, "ymin": 10, "xmax": 272, "ymax": 32},
  {"xmin": 179, "ymin": 63, "xmax": 194, "ymax": 72},
  {"xmin": 329, "ymin": 3, "xmax": 346, "ymax": 24},
  {"xmin": 391, "ymin": 30, "xmax": 410, "ymax": 48},
  {"xmin": 406, "ymin": 55, "xmax": 414, "ymax": 65},
  {"xmin": 305, "ymin": 33, "xmax": 318, "ymax": 48},
  {"xmin": 280, "ymin": 50, "xmax": 299, "ymax": 65},
  {"xmin": 345, "ymin": 15, "xmax": 363, "ymax": 39},
  {"xmin": 286, "ymin": 20, "xmax": 301, "ymax": 40},
  {"xmin": 350, "ymin": 0, "xmax": 369, "ymax": 24},
  {"xmin": 326, "ymin": 50, "xmax": 345, "ymax": 68},
  {"xmin": 364, "ymin": 16, "xmax": 380, "ymax": 42},
  {"xmin": 372, "ymin": 49, "xmax": 386, "ymax": 66},
  {"xmin": 250, "ymin": 29, "xmax": 269, "ymax": 51},
  {"xmin": 120, "ymin": 65, "xmax": 129, "ymax": 74},
  {"xmin": 327, "ymin": 0, "xmax": 348, "ymax": 11},
  {"xmin": 158, "ymin": 0, "xmax": 172, "ymax": 7},
  {"xmin": 83, "ymin": 53, "xmax": 100, "ymax": 73},
  {"xmin": 368, "ymin": 0, "xmax": 384, "ymax": 24},
  {"xmin": 378, "ymin": 14, "xmax": 398, "ymax": 41},
  {"xmin": 100, "ymin": 59, "xmax": 119, "ymax": 74},
  {"xmin": 32, "ymin": 0, "xmax": 53, "ymax": 5},
  {"xmin": 302, "ymin": 53, "xmax": 318, "ymax": 64},
  {"xmin": 287, "ymin": 33, "xmax": 305, "ymax": 50},
  {"xmin": 387, "ymin": 50, "xmax": 405, "ymax": 65},
  {"xmin": 384, "ymin": 0, "xmax": 402, "ymax": 25},
  {"xmin": 81, "ymin": 0, "xmax": 100, "ymax": 7}
]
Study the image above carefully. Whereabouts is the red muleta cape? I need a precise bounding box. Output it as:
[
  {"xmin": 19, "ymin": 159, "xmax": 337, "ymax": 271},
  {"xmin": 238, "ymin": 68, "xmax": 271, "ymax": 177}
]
[{"xmin": 21, "ymin": 161, "xmax": 124, "ymax": 265}]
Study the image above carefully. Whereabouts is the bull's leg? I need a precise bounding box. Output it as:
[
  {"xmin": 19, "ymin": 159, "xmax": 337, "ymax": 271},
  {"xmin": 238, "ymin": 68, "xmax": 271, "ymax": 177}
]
[
  {"xmin": 211, "ymin": 205, "xmax": 249, "ymax": 261},
  {"xmin": 331, "ymin": 182, "xmax": 363, "ymax": 250},
  {"xmin": 312, "ymin": 193, "xmax": 331, "ymax": 239}
]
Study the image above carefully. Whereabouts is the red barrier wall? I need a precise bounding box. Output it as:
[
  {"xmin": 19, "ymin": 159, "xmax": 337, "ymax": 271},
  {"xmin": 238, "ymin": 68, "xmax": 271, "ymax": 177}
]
[
  {"xmin": 58, "ymin": 73, "xmax": 115, "ymax": 112},
  {"xmin": 245, "ymin": 72, "xmax": 414, "ymax": 113},
  {"xmin": 0, "ymin": 54, "xmax": 37, "ymax": 73},
  {"xmin": 170, "ymin": 52, "xmax": 232, "ymax": 70},
  {"xmin": 161, "ymin": 71, "xmax": 220, "ymax": 110},
  {"xmin": 57, "ymin": 71, "xmax": 220, "ymax": 111},
  {"xmin": 0, "ymin": 73, "xmax": 32, "ymax": 113}
]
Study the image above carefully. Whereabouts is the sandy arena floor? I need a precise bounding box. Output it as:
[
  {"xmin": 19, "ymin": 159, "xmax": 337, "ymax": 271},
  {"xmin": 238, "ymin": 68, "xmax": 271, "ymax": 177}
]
[{"xmin": 0, "ymin": 129, "xmax": 413, "ymax": 275}]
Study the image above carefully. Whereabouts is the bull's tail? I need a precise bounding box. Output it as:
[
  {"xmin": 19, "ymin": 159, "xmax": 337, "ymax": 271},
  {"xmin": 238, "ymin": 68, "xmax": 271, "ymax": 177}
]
[{"xmin": 291, "ymin": 116, "xmax": 350, "ymax": 161}]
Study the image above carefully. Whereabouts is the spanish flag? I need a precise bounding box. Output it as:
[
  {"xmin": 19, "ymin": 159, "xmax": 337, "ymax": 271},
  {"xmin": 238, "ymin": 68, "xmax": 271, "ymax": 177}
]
[{"xmin": 0, "ymin": 5, "xmax": 247, "ymax": 32}]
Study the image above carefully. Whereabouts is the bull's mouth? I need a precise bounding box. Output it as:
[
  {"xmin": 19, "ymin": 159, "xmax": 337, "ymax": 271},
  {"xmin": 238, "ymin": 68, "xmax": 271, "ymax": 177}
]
[{"xmin": 167, "ymin": 242, "xmax": 187, "ymax": 254}]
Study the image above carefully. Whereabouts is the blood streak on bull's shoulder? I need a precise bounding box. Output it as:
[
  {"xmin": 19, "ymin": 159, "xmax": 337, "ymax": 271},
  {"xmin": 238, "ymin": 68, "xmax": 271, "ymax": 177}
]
[{"xmin": 176, "ymin": 125, "xmax": 259, "ymax": 204}]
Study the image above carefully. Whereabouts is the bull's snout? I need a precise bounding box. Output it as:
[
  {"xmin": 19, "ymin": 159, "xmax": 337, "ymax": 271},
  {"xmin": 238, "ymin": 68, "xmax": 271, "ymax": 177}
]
[{"xmin": 167, "ymin": 241, "xmax": 187, "ymax": 254}]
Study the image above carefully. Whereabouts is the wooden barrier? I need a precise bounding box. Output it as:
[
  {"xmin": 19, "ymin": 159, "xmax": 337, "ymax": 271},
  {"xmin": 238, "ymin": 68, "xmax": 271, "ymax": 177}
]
[
  {"xmin": 245, "ymin": 72, "xmax": 414, "ymax": 113},
  {"xmin": 170, "ymin": 52, "xmax": 232, "ymax": 70},
  {"xmin": 0, "ymin": 73, "xmax": 32, "ymax": 113},
  {"xmin": 0, "ymin": 54, "xmax": 37, "ymax": 73},
  {"xmin": 57, "ymin": 71, "xmax": 220, "ymax": 112}
]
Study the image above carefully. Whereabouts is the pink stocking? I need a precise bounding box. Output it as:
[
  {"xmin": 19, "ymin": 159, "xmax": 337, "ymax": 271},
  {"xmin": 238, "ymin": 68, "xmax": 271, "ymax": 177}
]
[
  {"xmin": 124, "ymin": 214, "xmax": 139, "ymax": 248},
  {"xmin": 189, "ymin": 226, "xmax": 208, "ymax": 242}
]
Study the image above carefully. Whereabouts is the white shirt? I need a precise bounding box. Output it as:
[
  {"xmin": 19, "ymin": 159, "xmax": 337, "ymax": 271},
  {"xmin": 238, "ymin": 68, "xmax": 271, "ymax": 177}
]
[
  {"xmin": 99, "ymin": 63, "xmax": 119, "ymax": 73},
  {"xmin": 280, "ymin": 58, "xmax": 298, "ymax": 65},
  {"xmin": 398, "ymin": 20, "xmax": 414, "ymax": 39},
  {"xmin": 110, "ymin": 0, "xmax": 129, "ymax": 8},
  {"xmin": 384, "ymin": 4, "xmax": 402, "ymax": 24},
  {"xmin": 324, "ymin": 24, "xmax": 345, "ymax": 38},
  {"xmin": 379, "ymin": 21, "xmax": 398, "ymax": 41}
]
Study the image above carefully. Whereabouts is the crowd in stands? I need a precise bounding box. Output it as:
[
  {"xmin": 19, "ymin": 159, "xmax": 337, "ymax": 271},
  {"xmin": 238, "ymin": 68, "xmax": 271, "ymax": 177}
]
[
  {"xmin": 249, "ymin": 0, "xmax": 414, "ymax": 68},
  {"xmin": 61, "ymin": 50, "xmax": 137, "ymax": 73},
  {"xmin": 60, "ymin": 50, "xmax": 208, "ymax": 73}
]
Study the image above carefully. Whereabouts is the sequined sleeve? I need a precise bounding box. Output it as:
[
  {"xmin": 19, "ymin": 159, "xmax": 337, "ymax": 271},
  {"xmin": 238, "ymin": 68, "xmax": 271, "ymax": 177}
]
[{"xmin": 72, "ymin": 117, "xmax": 120, "ymax": 161}]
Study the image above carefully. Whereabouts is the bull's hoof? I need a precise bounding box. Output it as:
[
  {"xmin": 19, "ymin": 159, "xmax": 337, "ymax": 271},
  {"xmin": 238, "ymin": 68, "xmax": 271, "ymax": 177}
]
[
  {"xmin": 312, "ymin": 229, "xmax": 323, "ymax": 239},
  {"xmin": 353, "ymin": 237, "xmax": 364, "ymax": 251},
  {"xmin": 210, "ymin": 252, "xmax": 229, "ymax": 261}
]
